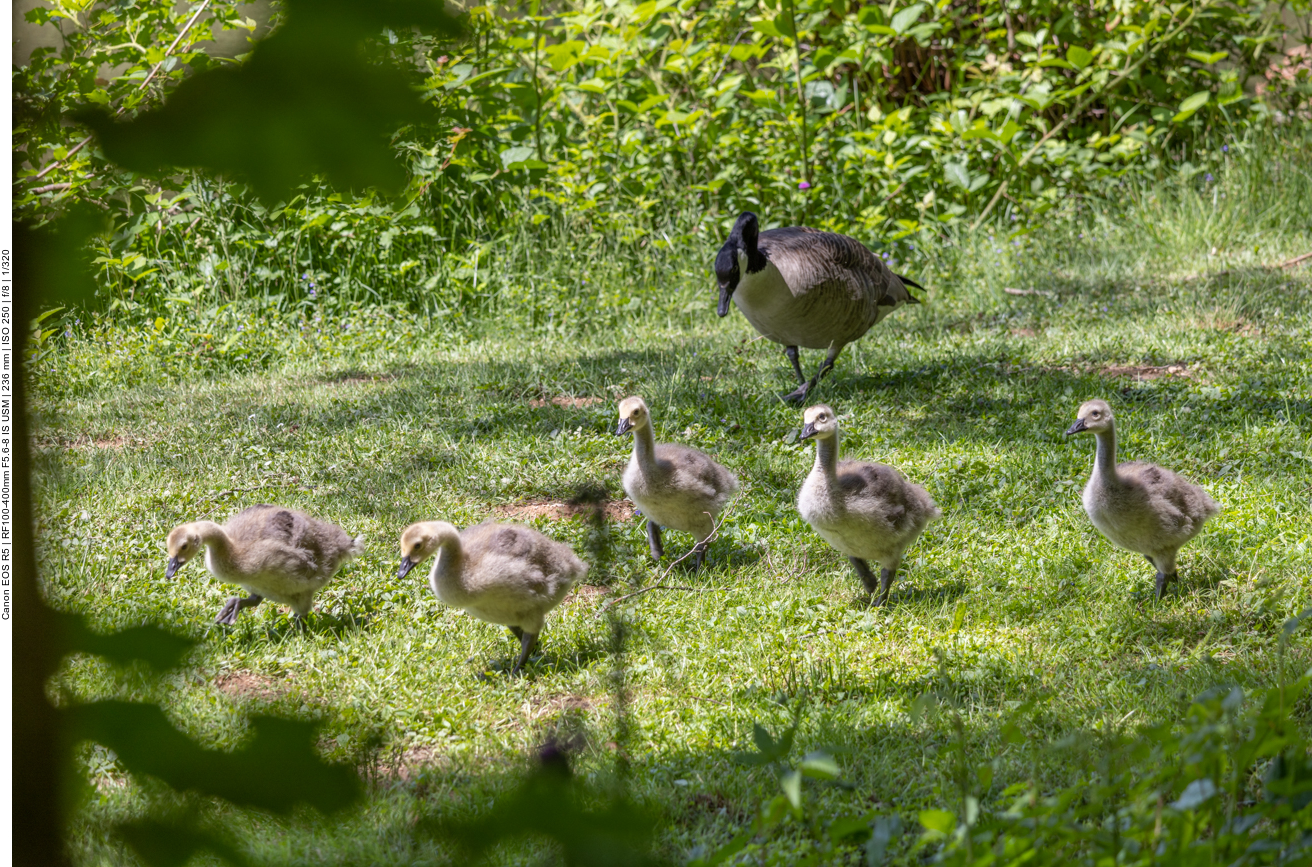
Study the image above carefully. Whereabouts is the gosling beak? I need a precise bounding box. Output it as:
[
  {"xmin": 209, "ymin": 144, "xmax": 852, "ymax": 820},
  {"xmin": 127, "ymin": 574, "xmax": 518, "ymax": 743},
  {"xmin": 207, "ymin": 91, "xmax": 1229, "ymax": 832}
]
[
  {"xmin": 717, "ymin": 284, "xmax": 733, "ymax": 318},
  {"xmin": 397, "ymin": 557, "xmax": 417, "ymax": 580},
  {"xmin": 165, "ymin": 556, "xmax": 182, "ymax": 579},
  {"xmin": 1065, "ymin": 419, "xmax": 1087, "ymax": 436},
  {"xmin": 799, "ymin": 422, "xmax": 818, "ymax": 441},
  {"xmin": 616, "ymin": 417, "xmax": 633, "ymax": 436}
]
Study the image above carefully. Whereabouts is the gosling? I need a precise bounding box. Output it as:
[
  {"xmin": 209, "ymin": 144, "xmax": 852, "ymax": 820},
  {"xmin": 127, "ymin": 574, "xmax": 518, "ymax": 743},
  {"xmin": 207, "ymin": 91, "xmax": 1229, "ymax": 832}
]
[
  {"xmin": 397, "ymin": 520, "xmax": 588, "ymax": 676},
  {"xmin": 1066, "ymin": 399, "xmax": 1220, "ymax": 600},
  {"xmin": 166, "ymin": 504, "xmax": 364, "ymax": 625},
  {"xmin": 797, "ymin": 405, "xmax": 940, "ymax": 605},
  {"xmin": 617, "ymin": 396, "xmax": 740, "ymax": 570}
]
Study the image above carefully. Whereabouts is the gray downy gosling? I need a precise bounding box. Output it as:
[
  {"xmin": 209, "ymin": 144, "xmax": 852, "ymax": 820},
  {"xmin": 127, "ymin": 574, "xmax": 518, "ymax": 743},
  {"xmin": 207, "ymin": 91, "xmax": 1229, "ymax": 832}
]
[
  {"xmin": 166, "ymin": 504, "xmax": 364, "ymax": 625},
  {"xmin": 797, "ymin": 405, "xmax": 940, "ymax": 606},
  {"xmin": 714, "ymin": 211, "xmax": 923, "ymax": 403},
  {"xmin": 397, "ymin": 520, "xmax": 588, "ymax": 676},
  {"xmin": 1066, "ymin": 399, "xmax": 1220, "ymax": 600},
  {"xmin": 617, "ymin": 396, "xmax": 740, "ymax": 570}
]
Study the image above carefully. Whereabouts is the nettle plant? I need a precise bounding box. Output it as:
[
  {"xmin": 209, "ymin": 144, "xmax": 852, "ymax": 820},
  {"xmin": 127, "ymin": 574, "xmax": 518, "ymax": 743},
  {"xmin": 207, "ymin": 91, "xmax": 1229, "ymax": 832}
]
[{"xmin": 413, "ymin": 0, "xmax": 1309, "ymax": 238}]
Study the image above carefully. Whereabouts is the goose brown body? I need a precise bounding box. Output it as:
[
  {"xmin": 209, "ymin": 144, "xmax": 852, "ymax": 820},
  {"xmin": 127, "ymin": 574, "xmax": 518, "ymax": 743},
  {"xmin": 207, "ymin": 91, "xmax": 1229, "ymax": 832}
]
[
  {"xmin": 1066, "ymin": 399, "xmax": 1220, "ymax": 598},
  {"xmin": 715, "ymin": 213, "xmax": 921, "ymax": 401},
  {"xmin": 166, "ymin": 504, "xmax": 363, "ymax": 624}
]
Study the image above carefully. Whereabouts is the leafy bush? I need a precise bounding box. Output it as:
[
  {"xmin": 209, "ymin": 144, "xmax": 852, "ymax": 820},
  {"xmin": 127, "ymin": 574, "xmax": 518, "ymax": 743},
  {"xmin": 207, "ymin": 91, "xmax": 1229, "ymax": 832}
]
[{"xmin": 13, "ymin": 0, "xmax": 1312, "ymax": 324}]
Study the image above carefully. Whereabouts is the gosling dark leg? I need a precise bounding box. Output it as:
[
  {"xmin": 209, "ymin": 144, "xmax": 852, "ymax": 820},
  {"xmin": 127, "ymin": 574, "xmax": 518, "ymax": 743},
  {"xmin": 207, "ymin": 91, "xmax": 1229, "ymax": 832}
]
[
  {"xmin": 1154, "ymin": 571, "xmax": 1169, "ymax": 601},
  {"xmin": 693, "ymin": 541, "xmax": 707, "ymax": 572},
  {"xmin": 509, "ymin": 626, "xmax": 524, "ymax": 640},
  {"xmin": 877, "ymin": 568, "xmax": 897, "ymax": 607},
  {"xmin": 215, "ymin": 593, "xmax": 263, "ymax": 625},
  {"xmin": 511, "ymin": 631, "xmax": 537, "ymax": 676},
  {"xmin": 849, "ymin": 558, "xmax": 880, "ymax": 596},
  {"xmin": 646, "ymin": 520, "xmax": 665, "ymax": 561}
]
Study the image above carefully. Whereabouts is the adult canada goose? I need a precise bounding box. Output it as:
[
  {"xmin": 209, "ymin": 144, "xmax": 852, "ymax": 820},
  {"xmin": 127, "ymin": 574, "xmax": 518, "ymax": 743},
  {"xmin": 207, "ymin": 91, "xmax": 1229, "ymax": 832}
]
[
  {"xmin": 797, "ymin": 405, "xmax": 939, "ymax": 605},
  {"xmin": 714, "ymin": 211, "xmax": 923, "ymax": 403},
  {"xmin": 1066, "ymin": 399, "xmax": 1220, "ymax": 600},
  {"xmin": 617, "ymin": 396, "xmax": 740, "ymax": 570},
  {"xmin": 397, "ymin": 520, "xmax": 588, "ymax": 676},
  {"xmin": 166, "ymin": 505, "xmax": 363, "ymax": 625}
]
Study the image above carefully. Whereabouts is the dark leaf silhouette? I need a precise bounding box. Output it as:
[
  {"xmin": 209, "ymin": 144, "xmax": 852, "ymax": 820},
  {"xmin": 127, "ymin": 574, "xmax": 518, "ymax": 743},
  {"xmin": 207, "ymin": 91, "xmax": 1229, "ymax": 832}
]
[
  {"xmin": 115, "ymin": 819, "xmax": 251, "ymax": 867},
  {"xmin": 435, "ymin": 749, "xmax": 666, "ymax": 867},
  {"xmin": 78, "ymin": 0, "xmax": 462, "ymax": 201},
  {"xmin": 56, "ymin": 611, "xmax": 195, "ymax": 671},
  {"xmin": 66, "ymin": 702, "xmax": 360, "ymax": 815}
]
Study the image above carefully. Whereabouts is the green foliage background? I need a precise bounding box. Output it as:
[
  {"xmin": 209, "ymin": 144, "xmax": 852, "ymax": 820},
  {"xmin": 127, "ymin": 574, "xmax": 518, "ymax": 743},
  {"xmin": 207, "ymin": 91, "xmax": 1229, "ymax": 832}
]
[{"xmin": 14, "ymin": 0, "xmax": 1312, "ymax": 327}]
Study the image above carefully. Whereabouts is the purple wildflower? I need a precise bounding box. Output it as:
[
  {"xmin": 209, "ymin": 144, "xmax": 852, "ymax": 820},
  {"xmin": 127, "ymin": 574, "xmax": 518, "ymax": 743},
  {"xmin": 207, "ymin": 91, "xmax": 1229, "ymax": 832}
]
[
  {"xmin": 1205, "ymin": 173, "xmax": 1214, "ymax": 183},
  {"xmin": 798, "ymin": 181, "xmax": 811, "ymax": 190},
  {"xmin": 1222, "ymin": 144, "xmax": 1229, "ymax": 153}
]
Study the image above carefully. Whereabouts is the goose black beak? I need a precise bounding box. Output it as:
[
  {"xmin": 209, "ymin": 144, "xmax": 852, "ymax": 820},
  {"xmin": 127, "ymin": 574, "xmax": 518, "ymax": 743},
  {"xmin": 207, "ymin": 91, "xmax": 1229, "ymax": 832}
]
[
  {"xmin": 1065, "ymin": 419, "xmax": 1087, "ymax": 436},
  {"xmin": 799, "ymin": 422, "xmax": 818, "ymax": 441},
  {"xmin": 397, "ymin": 557, "xmax": 417, "ymax": 580},
  {"xmin": 717, "ymin": 285, "xmax": 733, "ymax": 317},
  {"xmin": 616, "ymin": 418, "xmax": 634, "ymax": 436},
  {"xmin": 165, "ymin": 556, "xmax": 182, "ymax": 579}
]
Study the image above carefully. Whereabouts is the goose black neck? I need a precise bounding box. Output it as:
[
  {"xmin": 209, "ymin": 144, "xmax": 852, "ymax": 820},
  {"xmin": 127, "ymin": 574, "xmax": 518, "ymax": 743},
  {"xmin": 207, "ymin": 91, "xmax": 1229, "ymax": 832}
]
[{"xmin": 732, "ymin": 212, "xmax": 768, "ymax": 273}]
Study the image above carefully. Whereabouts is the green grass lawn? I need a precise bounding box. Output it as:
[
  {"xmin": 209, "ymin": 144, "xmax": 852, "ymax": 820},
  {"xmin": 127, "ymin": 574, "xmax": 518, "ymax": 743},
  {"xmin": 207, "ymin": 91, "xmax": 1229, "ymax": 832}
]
[{"xmin": 34, "ymin": 178, "xmax": 1312, "ymax": 864}]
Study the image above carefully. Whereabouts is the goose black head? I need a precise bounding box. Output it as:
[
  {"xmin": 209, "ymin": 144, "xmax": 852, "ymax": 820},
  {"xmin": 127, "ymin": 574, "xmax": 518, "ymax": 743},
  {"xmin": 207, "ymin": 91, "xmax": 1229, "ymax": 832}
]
[{"xmin": 715, "ymin": 212, "xmax": 761, "ymax": 317}]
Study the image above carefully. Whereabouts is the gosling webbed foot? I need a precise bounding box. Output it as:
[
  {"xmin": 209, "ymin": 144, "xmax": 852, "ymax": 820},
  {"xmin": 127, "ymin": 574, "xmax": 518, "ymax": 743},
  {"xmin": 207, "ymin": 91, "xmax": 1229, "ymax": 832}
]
[
  {"xmin": 646, "ymin": 520, "xmax": 665, "ymax": 561},
  {"xmin": 511, "ymin": 631, "xmax": 538, "ymax": 677},
  {"xmin": 215, "ymin": 593, "xmax": 263, "ymax": 625},
  {"xmin": 1154, "ymin": 571, "xmax": 1169, "ymax": 601}
]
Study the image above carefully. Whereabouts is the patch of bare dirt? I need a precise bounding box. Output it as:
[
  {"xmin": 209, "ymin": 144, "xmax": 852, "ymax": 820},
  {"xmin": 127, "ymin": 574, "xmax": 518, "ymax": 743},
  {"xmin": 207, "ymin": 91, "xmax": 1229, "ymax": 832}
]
[
  {"xmin": 495, "ymin": 499, "xmax": 635, "ymax": 522},
  {"xmin": 37, "ymin": 433, "xmax": 143, "ymax": 451},
  {"xmin": 375, "ymin": 744, "xmax": 452, "ymax": 783},
  {"xmin": 213, "ymin": 671, "xmax": 286, "ymax": 703},
  {"xmin": 1009, "ymin": 327, "xmax": 1037, "ymax": 337},
  {"xmin": 1100, "ymin": 363, "xmax": 1193, "ymax": 381},
  {"xmin": 529, "ymin": 395, "xmax": 604, "ymax": 408},
  {"xmin": 325, "ymin": 370, "xmax": 399, "ymax": 386}
]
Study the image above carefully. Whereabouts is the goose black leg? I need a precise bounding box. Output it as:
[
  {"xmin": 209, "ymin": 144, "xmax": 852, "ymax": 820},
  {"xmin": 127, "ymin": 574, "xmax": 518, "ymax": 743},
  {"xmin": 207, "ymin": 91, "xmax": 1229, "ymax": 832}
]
[
  {"xmin": 511, "ymin": 631, "xmax": 537, "ymax": 676},
  {"xmin": 646, "ymin": 520, "xmax": 665, "ymax": 561},
  {"xmin": 215, "ymin": 593, "xmax": 263, "ymax": 625},
  {"xmin": 510, "ymin": 626, "xmax": 524, "ymax": 640},
  {"xmin": 1154, "ymin": 571, "xmax": 1169, "ymax": 601},
  {"xmin": 784, "ymin": 345, "xmax": 806, "ymax": 384},
  {"xmin": 849, "ymin": 558, "xmax": 880, "ymax": 596},
  {"xmin": 784, "ymin": 346, "xmax": 843, "ymax": 405}
]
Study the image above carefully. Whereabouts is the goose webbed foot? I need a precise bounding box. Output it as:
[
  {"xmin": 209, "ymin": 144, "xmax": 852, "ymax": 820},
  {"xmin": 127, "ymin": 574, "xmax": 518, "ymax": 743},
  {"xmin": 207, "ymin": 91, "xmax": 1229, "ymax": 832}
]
[
  {"xmin": 646, "ymin": 520, "xmax": 665, "ymax": 561},
  {"xmin": 782, "ymin": 381, "xmax": 812, "ymax": 405},
  {"xmin": 215, "ymin": 593, "xmax": 263, "ymax": 625},
  {"xmin": 510, "ymin": 630, "xmax": 538, "ymax": 677},
  {"xmin": 783, "ymin": 348, "xmax": 842, "ymax": 404}
]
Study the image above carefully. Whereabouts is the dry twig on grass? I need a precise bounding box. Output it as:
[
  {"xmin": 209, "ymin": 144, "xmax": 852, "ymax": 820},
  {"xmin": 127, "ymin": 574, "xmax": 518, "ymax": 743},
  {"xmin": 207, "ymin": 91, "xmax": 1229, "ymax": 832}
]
[{"xmin": 597, "ymin": 510, "xmax": 730, "ymax": 616}]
